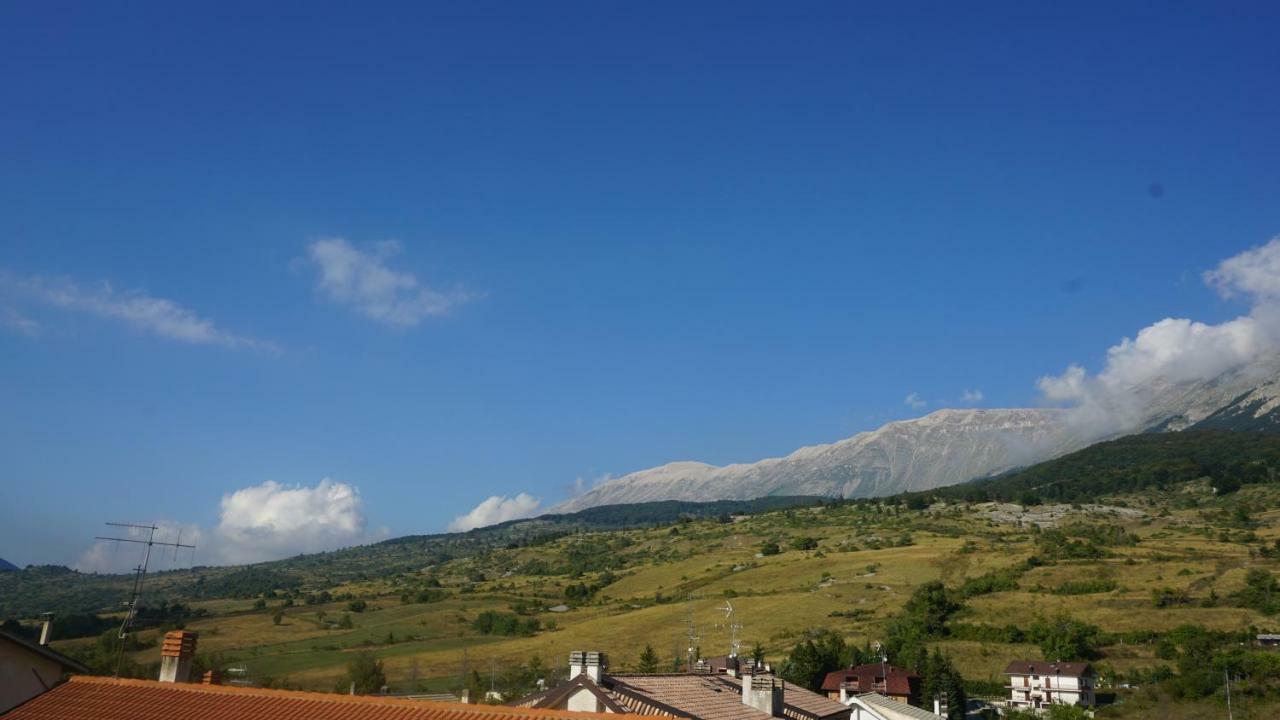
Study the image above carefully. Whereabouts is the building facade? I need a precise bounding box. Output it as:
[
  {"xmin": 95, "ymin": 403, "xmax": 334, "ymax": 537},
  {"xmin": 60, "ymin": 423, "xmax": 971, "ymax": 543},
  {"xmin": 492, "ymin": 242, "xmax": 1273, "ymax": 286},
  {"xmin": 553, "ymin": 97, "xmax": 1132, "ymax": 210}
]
[{"xmin": 1003, "ymin": 661, "xmax": 1095, "ymax": 710}]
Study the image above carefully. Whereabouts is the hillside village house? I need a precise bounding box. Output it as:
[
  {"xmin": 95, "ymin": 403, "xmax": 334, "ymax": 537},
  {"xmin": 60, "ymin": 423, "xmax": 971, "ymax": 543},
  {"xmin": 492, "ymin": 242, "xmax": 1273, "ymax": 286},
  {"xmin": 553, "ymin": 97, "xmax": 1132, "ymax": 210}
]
[
  {"xmin": 820, "ymin": 664, "xmax": 921, "ymax": 707},
  {"xmin": 0, "ymin": 618, "xmax": 90, "ymax": 714},
  {"xmin": 513, "ymin": 651, "xmax": 851, "ymax": 720},
  {"xmin": 1003, "ymin": 660, "xmax": 1095, "ymax": 710}
]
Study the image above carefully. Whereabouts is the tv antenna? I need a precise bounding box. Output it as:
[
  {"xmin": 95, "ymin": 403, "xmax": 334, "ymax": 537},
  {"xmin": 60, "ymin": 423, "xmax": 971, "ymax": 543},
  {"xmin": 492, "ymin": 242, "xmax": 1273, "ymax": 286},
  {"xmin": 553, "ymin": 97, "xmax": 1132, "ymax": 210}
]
[
  {"xmin": 684, "ymin": 606, "xmax": 700, "ymax": 670},
  {"xmin": 94, "ymin": 522, "xmax": 195, "ymax": 677},
  {"xmin": 716, "ymin": 601, "xmax": 742, "ymax": 658}
]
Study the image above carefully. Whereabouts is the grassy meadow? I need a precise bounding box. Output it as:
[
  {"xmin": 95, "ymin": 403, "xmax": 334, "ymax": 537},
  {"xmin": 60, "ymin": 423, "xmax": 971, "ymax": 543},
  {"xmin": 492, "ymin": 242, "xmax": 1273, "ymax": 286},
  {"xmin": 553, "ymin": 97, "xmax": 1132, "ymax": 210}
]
[{"xmin": 40, "ymin": 478, "xmax": 1276, "ymax": 718}]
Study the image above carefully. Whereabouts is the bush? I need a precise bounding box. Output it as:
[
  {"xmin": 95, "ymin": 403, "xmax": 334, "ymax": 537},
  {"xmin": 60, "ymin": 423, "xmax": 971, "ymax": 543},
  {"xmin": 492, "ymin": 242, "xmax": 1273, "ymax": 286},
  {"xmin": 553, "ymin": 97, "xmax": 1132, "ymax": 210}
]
[
  {"xmin": 472, "ymin": 610, "xmax": 539, "ymax": 637},
  {"xmin": 790, "ymin": 536, "xmax": 819, "ymax": 551},
  {"xmin": 341, "ymin": 652, "xmax": 386, "ymax": 694}
]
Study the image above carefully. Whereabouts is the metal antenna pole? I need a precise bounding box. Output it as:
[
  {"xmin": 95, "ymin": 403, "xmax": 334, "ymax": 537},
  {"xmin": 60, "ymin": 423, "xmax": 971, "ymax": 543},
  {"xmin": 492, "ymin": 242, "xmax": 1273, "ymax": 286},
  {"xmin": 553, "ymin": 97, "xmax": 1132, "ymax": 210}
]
[
  {"xmin": 1225, "ymin": 668, "xmax": 1233, "ymax": 720},
  {"xmin": 94, "ymin": 522, "xmax": 195, "ymax": 678}
]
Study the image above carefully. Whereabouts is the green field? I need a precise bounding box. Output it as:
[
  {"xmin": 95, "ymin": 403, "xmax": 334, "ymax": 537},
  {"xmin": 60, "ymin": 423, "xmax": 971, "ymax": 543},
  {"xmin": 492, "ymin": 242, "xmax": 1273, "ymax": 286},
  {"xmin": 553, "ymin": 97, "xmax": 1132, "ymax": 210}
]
[{"xmin": 5, "ymin": 432, "xmax": 1279, "ymax": 718}]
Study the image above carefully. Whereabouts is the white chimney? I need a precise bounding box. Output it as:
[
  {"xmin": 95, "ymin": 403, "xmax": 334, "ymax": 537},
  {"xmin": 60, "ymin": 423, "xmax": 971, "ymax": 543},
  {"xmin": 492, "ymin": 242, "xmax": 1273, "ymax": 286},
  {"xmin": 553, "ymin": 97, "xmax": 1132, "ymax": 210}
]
[
  {"xmin": 38, "ymin": 613, "xmax": 54, "ymax": 646},
  {"xmin": 158, "ymin": 630, "xmax": 198, "ymax": 683},
  {"xmin": 741, "ymin": 665, "xmax": 783, "ymax": 717},
  {"xmin": 570, "ymin": 651, "xmax": 606, "ymax": 683}
]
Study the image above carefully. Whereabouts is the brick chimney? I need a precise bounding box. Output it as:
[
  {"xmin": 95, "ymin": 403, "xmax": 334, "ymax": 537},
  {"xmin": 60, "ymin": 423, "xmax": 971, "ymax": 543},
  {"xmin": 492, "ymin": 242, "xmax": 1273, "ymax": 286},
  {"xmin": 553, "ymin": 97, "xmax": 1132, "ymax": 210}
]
[
  {"xmin": 569, "ymin": 651, "xmax": 606, "ymax": 683},
  {"xmin": 201, "ymin": 670, "xmax": 222, "ymax": 685},
  {"xmin": 158, "ymin": 630, "xmax": 198, "ymax": 683},
  {"xmin": 741, "ymin": 665, "xmax": 783, "ymax": 717}
]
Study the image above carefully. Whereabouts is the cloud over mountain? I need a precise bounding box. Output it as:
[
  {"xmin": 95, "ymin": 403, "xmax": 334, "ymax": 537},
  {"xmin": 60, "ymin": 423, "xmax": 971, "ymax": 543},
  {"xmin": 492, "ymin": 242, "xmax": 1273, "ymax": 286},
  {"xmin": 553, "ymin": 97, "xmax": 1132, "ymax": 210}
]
[
  {"xmin": 449, "ymin": 493, "xmax": 541, "ymax": 532},
  {"xmin": 1038, "ymin": 237, "xmax": 1280, "ymax": 436},
  {"xmin": 214, "ymin": 479, "xmax": 370, "ymax": 564}
]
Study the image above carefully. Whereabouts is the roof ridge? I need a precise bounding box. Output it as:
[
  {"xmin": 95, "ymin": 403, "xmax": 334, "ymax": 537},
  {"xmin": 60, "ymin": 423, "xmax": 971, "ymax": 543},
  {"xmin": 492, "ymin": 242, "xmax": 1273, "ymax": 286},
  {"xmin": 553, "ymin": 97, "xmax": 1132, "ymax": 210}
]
[{"xmin": 62, "ymin": 676, "xmax": 640, "ymax": 718}]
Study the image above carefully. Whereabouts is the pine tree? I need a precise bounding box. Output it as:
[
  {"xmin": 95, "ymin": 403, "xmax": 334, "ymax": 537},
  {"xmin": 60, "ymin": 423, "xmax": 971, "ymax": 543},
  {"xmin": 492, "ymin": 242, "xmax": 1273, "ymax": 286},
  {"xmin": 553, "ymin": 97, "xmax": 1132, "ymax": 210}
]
[
  {"xmin": 921, "ymin": 650, "xmax": 966, "ymax": 720},
  {"xmin": 637, "ymin": 644, "xmax": 660, "ymax": 674}
]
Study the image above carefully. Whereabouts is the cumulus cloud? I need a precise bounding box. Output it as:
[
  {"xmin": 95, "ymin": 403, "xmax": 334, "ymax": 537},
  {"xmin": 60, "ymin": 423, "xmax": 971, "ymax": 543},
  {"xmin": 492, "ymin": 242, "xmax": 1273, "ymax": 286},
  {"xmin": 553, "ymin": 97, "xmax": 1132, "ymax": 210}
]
[
  {"xmin": 1037, "ymin": 236, "xmax": 1280, "ymax": 436},
  {"xmin": 961, "ymin": 388, "xmax": 984, "ymax": 403},
  {"xmin": 448, "ymin": 493, "xmax": 541, "ymax": 532},
  {"xmin": 72, "ymin": 479, "xmax": 379, "ymax": 571},
  {"xmin": 306, "ymin": 238, "xmax": 472, "ymax": 327},
  {"xmin": 214, "ymin": 479, "xmax": 370, "ymax": 564},
  {"xmin": 0, "ymin": 270, "xmax": 274, "ymax": 350},
  {"xmin": 904, "ymin": 392, "xmax": 927, "ymax": 410},
  {"xmin": 75, "ymin": 522, "xmax": 204, "ymax": 574}
]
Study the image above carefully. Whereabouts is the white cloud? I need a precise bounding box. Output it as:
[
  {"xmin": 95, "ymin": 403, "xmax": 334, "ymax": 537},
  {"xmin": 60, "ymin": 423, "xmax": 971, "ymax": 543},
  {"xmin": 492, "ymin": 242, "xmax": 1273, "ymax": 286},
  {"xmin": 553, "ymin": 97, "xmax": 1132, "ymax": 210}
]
[
  {"xmin": 71, "ymin": 479, "xmax": 379, "ymax": 570},
  {"xmin": 1038, "ymin": 236, "xmax": 1280, "ymax": 436},
  {"xmin": 306, "ymin": 238, "xmax": 472, "ymax": 327},
  {"xmin": 0, "ymin": 270, "xmax": 274, "ymax": 350},
  {"xmin": 75, "ymin": 522, "xmax": 204, "ymax": 574},
  {"xmin": 0, "ymin": 305, "xmax": 39, "ymax": 337},
  {"xmin": 904, "ymin": 392, "xmax": 927, "ymax": 410},
  {"xmin": 448, "ymin": 493, "xmax": 541, "ymax": 532},
  {"xmin": 961, "ymin": 388, "xmax": 984, "ymax": 403},
  {"xmin": 1205, "ymin": 237, "xmax": 1280, "ymax": 299},
  {"xmin": 214, "ymin": 479, "xmax": 370, "ymax": 564},
  {"xmin": 570, "ymin": 472, "xmax": 613, "ymax": 498}
]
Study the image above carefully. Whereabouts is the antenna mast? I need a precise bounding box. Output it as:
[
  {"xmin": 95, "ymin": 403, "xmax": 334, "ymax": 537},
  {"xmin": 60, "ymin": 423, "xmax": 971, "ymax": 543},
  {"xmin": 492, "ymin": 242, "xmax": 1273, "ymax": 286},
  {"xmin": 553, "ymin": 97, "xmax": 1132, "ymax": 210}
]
[
  {"xmin": 94, "ymin": 522, "xmax": 195, "ymax": 677},
  {"xmin": 716, "ymin": 601, "xmax": 742, "ymax": 658},
  {"xmin": 684, "ymin": 606, "xmax": 700, "ymax": 670}
]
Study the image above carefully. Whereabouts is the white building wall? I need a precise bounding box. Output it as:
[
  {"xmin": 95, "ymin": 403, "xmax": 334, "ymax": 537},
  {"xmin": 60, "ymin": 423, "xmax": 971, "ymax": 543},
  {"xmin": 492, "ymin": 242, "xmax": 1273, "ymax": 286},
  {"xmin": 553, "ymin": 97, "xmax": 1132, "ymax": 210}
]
[{"xmin": 567, "ymin": 687, "xmax": 604, "ymax": 713}]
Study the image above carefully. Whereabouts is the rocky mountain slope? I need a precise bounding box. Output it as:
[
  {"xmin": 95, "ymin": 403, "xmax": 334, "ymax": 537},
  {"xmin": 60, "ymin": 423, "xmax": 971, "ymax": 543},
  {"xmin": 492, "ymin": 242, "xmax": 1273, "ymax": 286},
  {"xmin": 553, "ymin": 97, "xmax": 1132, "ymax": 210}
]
[
  {"xmin": 554, "ymin": 408, "xmax": 1077, "ymax": 512},
  {"xmin": 555, "ymin": 360, "xmax": 1280, "ymax": 513}
]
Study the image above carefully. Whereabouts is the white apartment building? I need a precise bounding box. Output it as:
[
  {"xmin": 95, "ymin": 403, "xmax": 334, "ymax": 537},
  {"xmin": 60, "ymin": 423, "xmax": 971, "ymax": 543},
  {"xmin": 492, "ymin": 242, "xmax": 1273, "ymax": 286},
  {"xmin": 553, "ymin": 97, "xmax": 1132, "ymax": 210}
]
[{"xmin": 1003, "ymin": 661, "xmax": 1095, "ymax": 710}]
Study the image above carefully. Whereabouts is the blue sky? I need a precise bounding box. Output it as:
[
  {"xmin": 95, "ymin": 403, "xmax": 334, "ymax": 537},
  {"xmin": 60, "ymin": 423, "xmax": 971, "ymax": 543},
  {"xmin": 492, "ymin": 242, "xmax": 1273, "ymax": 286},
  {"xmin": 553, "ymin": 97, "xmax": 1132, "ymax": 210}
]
[{"xmin": 2, "ymin": 2, "xmax": 1278, "ymax": 568}]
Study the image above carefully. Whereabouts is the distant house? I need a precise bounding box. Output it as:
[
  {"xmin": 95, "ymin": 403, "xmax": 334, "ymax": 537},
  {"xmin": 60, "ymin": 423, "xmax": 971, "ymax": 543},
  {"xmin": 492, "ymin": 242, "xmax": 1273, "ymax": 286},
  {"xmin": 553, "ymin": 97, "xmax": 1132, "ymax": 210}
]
[
  {"xmin": 0, "ymin": 624, "xmax": 89, "ymax": 714},
  {"xmin": 1257, "ymin": 633, "xmax": 1280, "ymax": 648},
  {"xmin": 513, "ymin": 651, "xmax": 849, "ymax": 720},
  {"xmin": 821, "ymin": 664, "xmax": 921, "ymax": 707},
  {"xmin": 1003, "ymin": 661, "xmax": 1095, "ymax": 710}
]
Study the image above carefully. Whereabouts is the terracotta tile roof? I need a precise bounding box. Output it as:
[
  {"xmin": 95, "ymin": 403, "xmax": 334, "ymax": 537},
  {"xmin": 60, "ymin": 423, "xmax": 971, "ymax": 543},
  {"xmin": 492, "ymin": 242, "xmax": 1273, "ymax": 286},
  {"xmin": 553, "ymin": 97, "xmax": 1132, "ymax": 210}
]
[
  {"xmin": 1003, "ymin": 661, "xmax": 1093, "ymax": 677},
  {"xmin": 819, "ymin": 664, "xmax": 918, "ymax": 698},
  {"xmin": 6, "ymin": 676, "xmax": 652, "ymax": 720},
  {"xmin": 607, "ymin": 674, "xmax": 772, "ymax": 720},
  {"xmin": 716, "ymin": 671, "xmax": 844, "ymax": 717}
]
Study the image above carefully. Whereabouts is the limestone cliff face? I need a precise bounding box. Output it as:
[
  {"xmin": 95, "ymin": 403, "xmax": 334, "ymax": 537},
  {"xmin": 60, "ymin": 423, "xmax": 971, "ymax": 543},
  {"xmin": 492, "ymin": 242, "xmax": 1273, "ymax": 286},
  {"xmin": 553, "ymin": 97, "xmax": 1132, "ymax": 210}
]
[
  {"xmin": 552, "ymin": 359, "xmax": 1280, "ymax": 513},
  {"xmin": 553, "ymin": 408, "xmax": 1074, "ymax": 512}
]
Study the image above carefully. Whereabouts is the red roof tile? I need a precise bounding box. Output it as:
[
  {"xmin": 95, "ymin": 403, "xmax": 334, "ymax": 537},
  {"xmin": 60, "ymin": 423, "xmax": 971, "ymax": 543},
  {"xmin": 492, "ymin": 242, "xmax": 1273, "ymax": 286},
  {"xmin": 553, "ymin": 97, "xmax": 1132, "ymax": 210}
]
[
  {"xmin": 818, "ymin": 664, "xmax": 918, "ymax": 698},
  {"xmin": 7, "ymin": 676, "xmax": 652, "ymax": 720},
  {"xmin": 1003, "ymin": 661, "xmax": 1093, "ymax": 677}
]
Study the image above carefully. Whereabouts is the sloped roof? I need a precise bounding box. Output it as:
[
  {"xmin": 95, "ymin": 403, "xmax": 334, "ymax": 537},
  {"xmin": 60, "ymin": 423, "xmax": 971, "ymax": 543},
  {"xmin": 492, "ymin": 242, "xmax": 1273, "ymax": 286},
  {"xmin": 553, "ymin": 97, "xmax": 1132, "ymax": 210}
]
[
  {"xmin": 0, "ymin": 631, "xmax": 90, "ymax": 675},
  {"xmin": 607, "ymin": 674, "xmax": 772, "ymax": 720},
  {"xmin": 5, "ymin": 676, "xmax": 651, "ymax": 720},
  {"xmin": 527, "ymin": 674, "xmax": 632, "ymax": 714},
  {"xmin": 847, "ymin": 693, "xmax": 937, "ymax": 720},
  {"xmin": 1003, "ymin": 660, "xmax": 1093, "ymax": 677},
  {"xmin": 713, "ymin": 675, "xmax": 847, "ymax": 720},
  {"xmin": 819, "ymin": 665, "xmax": 918, "ymax": 697}
]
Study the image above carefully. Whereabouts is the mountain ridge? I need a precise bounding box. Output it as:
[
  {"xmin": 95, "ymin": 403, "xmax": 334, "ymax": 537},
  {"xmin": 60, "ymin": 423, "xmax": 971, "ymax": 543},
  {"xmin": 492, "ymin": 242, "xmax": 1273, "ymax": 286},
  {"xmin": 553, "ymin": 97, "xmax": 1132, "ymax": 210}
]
[{"xmin": 554, "ymin": 361, "xmax": 1280, "ymax": 513}]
